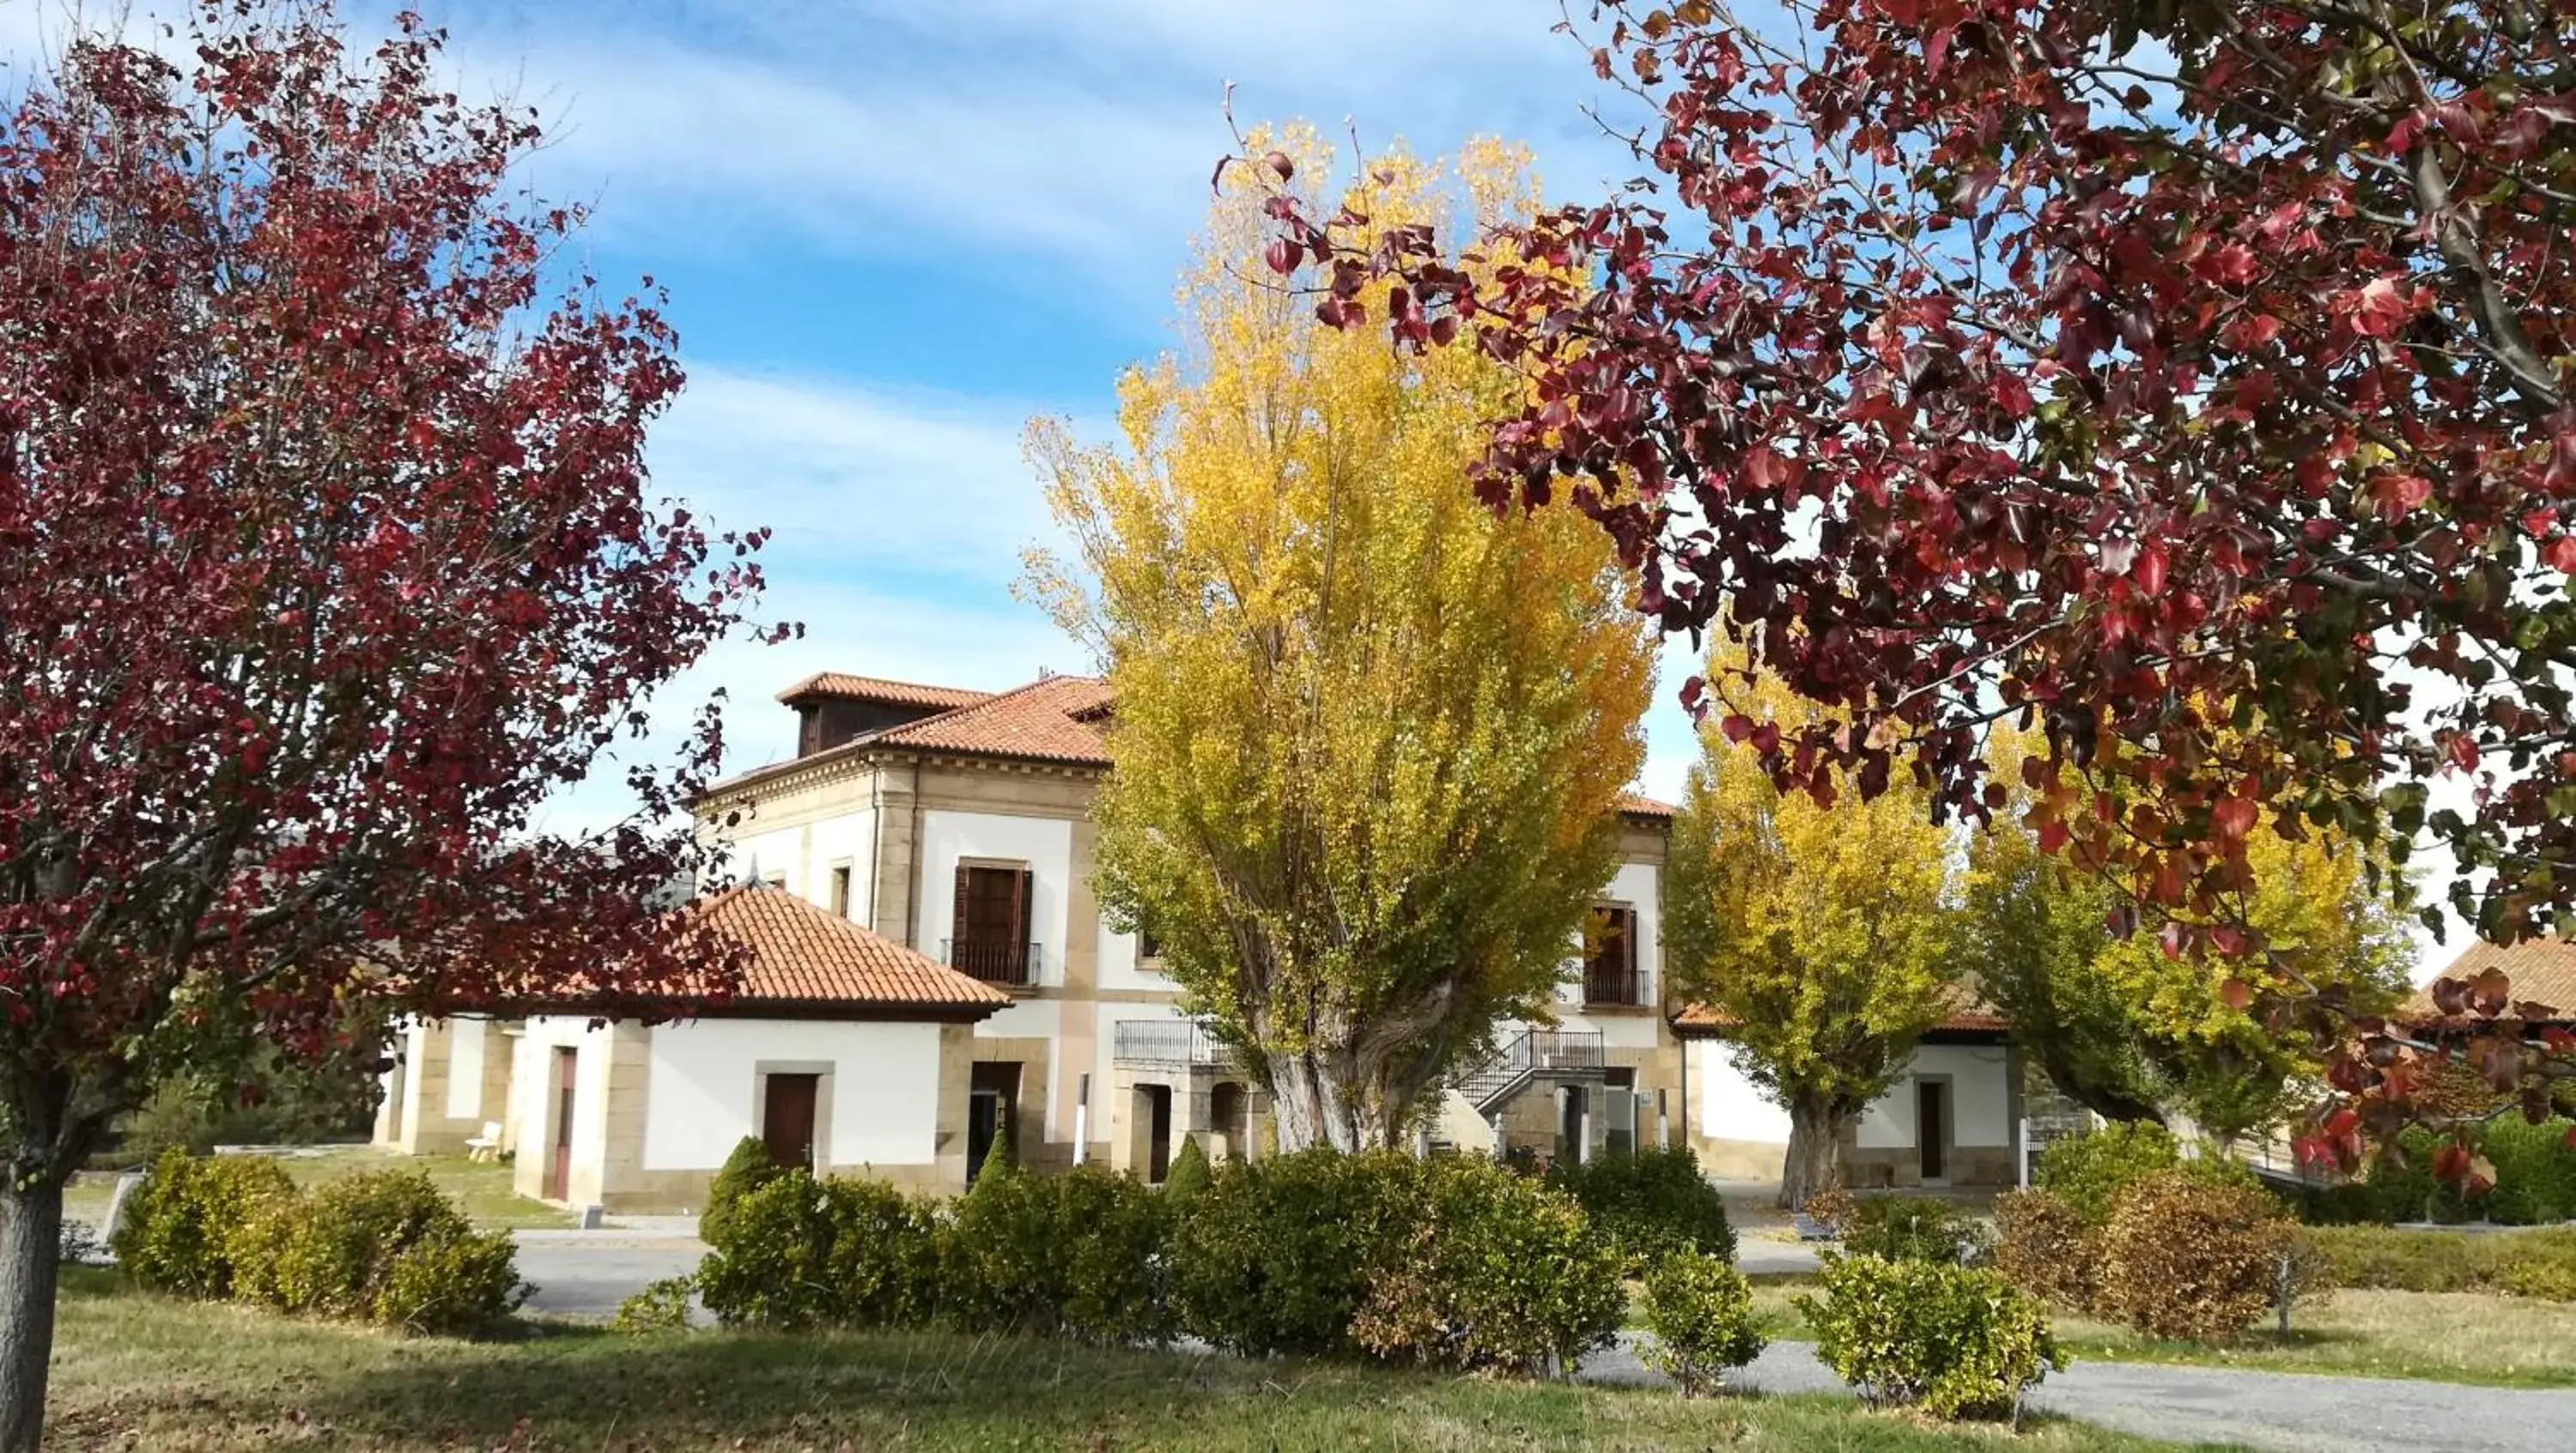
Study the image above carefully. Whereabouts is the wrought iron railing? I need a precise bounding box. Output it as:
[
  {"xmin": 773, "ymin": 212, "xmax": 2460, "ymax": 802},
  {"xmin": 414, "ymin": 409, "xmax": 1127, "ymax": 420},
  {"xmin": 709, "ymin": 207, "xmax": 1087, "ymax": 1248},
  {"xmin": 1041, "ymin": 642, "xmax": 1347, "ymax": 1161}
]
[
  {"xmin": 1113, "ymin": 1018, "xmax": 1233, "ymax": 1067},
  {"xmin": 1583, "ymin": 964, "xmax": 1647, "ymax": 1007},
  {"xmin": 943, "ymin": 938, "xmax": 1037, "ymax": 987},
  {"xmin": 1457, "ymin": 1028, "xmax": 1605, "ymax": 1110}
]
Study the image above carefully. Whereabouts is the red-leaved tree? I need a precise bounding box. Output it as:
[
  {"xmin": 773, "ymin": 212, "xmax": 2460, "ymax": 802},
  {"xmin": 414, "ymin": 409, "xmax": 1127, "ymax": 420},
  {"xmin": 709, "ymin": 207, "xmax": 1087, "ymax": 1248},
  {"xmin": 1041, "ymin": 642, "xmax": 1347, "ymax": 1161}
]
[
  {"xmin": 1261, "ymin": 1, "xmax": 2576, "ymax": 1168},
  {"xmin": 0, "ymin": 5, "xmax": 767, "ymax": 1438}
]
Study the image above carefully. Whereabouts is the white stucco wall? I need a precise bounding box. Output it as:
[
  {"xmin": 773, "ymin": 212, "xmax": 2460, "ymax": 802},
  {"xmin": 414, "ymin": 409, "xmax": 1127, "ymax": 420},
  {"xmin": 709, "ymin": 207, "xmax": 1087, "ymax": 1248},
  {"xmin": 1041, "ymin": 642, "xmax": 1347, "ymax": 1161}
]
[
  {"xmin": 917, "ymin": 810, "xmax": 1073, "ymax": 986},
  {"xmin": 1855, "ymin": 1043, "xmax": 2016, "ymax": 1149},
  {"xmin": 1694, "ymin": 1042, "xmax": 1795, "ymax": 1144},
  {"xmin": 1096, "ymin": 918, "xmax": 1176, "ymax": 994},
  {"xmin": 730, "ymin": 810, "xmax": 876, "ymax": 918},
  {"xmin": 641, "ymin": 1018, "xmax": 945, "ymax": 1171},
  {"xmin": 512, "ymin": 1016, "xmax": 617, "ymax": 1178},
  {"xmin": 442, "ymin": 1017, "xmax": 488, "ymax": 1121}
]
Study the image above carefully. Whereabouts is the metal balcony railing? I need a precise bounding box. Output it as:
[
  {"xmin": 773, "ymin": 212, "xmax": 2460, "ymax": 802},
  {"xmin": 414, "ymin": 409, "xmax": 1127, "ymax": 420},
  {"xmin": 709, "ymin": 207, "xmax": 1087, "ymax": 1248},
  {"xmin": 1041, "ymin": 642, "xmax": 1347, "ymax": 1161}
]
[
  {"xmin": 943, "ymin": 938, "xmax": 1037, "ymax": 987},
  {"xmin": 1583, "ymin": 965, "xmax": 1647, "ymax": 1007},
  {"xmin": 1457, "ymin": 1028, "xmax": 1606, "ymax": 1113},
  {"xmin": 1113, "ymin": 1018, "xmax": 1233, "ymax": 1067}
]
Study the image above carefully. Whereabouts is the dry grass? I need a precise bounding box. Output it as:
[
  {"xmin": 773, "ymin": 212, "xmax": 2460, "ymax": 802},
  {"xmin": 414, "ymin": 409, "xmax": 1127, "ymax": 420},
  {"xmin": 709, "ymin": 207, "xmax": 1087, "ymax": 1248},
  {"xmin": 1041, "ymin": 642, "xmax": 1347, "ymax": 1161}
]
[{"xmin": 43, "ymin": 1270, "xmax": 2235, "ymax": 1453}]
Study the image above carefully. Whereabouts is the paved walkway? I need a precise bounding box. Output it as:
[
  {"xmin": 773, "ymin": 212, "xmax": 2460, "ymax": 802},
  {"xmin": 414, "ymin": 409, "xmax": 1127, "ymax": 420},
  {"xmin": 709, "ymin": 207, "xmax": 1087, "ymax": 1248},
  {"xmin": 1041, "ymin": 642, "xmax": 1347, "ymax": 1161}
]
[
  {"xmin": 1584, "ymin": 1335, "xmax": 2576, "ymax": 1453},
  {"xmin": 511, "ymin": 1224, "xmax": 705, "ymax": 1318}
]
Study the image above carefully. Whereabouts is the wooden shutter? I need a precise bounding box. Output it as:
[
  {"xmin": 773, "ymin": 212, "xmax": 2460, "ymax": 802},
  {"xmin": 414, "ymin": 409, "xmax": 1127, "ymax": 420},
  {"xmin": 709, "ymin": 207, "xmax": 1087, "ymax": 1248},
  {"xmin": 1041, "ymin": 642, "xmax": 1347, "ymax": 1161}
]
[
  {"xmin": 1623, "ymin": 907, "xmax": 1639, "ymax": 982},
  {"xmin": 1011, "ymin": 867, "xmax": 1033, "ymax": 944},
  {"xmin": 952, "ymin": 865, "xmax": 972, "ymax": 956}
]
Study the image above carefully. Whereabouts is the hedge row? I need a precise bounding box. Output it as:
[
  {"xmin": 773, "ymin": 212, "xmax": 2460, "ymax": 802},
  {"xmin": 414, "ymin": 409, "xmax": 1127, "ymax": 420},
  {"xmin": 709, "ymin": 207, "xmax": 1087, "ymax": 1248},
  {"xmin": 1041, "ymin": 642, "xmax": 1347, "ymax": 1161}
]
[
  {"xmin": 111, "ymin": 1150, "xmax": 524, "ymax": 1334},
  {"xmin": 696, "ymin": 1146, "xmax": 1630, "ymax": 1376},
  {"xmin": 2303, "ymin": 1225, "xmax": 2576, "ymax": 1301}
]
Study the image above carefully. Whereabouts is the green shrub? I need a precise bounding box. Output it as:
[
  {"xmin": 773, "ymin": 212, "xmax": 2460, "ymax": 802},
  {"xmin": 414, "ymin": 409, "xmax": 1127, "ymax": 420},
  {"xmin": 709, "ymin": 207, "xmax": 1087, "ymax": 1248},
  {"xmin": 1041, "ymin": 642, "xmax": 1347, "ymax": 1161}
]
[
  {"xmin": 614, "ymin": 1276, "xmax": 699, "ymax": 1334},
  {"xmin": 1637, "ymin": 1252, "xmax": 1765, "ymax": 1396},
  {"xmin": 232, "ymin": 1170, "xmax": 479, "ymax": 1321},
  {"xmin": 1162, "ymin": 1135, "xmax": 1213, "ymax": 1201},
  {"xmin": 1168, "ymin": 1149, "xmax": 1425, "ymax": 1359},
  {"xmin": 818, "ymin": 1177, "xmax": 945, "ymax": 1329},
  {"xmin": 111, "ymin": 1150, "xmax": 298, "ymax": 1299},
  {"xmin": 943, "ymin": 1163, "xmax": 1171, "ymax": 1343},
  {"xmin": 1841, "ymin": 1195, "xmax": 1990, "ymax": 1266},
  {"xmin": 2093, "ymin": 1172, "xmax": 2299, "ymax": 1342},
  {"xmin": 2480, "ymin": 1117, "xmax": 2576, "ymax": 1226},
  {"xmin": 700, "ymin": 1136, "xmax": 787, "ymax": 1248},
  {"xmin": 2306, "ymin": 1225, "xmax": 2576, "ymax": 1302},
  {"xmin": 375, "ymin": 1228, "xmax": 525, "ymax": 1334},
  {"xmin": 1352, "ymin": 1155, "xmax": 1624, "ymax": 1375},
  {"xmin": 1543, "ymin": 1146, "xmax": 1735, "ymax": 1272},
  {"xmin": 2034, "ymin": 1122, "xmax": 2183, "ymax": 1225},
  {"xmin": 1797, "ymin": 1253, "xmax": 2061, "ymax": 1420},
  {"xmin": 697, "ymin": 1172, "xmax": 931, "ymax": 1331},
  {"xmin": 1993, "ymin": 1189, "xmax": 2096, "ymax": 1309}
]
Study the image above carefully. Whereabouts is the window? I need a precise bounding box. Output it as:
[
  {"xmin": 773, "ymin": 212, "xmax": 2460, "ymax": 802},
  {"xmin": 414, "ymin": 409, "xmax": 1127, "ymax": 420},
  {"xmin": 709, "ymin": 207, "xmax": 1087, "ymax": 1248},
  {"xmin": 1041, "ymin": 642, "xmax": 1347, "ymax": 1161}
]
[
  {"xmin": 949, "ymin": 863, "xmax": 1035, "ymax": 984},
  {"xmin": 828, "ymin": 863, "xmax": 854, "ymax": 919},
  {"xmin": 1583, "ymin": 904, "xmax": 1642, "ymax": 1006},
  {"xmin": 1138, "ymin": 924, "xmax": 1163, "ymax": 961},
  {"xmin": 761, "ymin": 871, "xmax": 787, "ymax": 891}
]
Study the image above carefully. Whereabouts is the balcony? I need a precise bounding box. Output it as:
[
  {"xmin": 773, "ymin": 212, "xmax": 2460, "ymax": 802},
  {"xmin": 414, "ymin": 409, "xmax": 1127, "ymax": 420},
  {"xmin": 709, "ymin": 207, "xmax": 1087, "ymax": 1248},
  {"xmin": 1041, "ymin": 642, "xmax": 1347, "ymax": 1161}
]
[
  {"xmin": 1582, "ymin": 965, "xmax": 1648, "ymax": 1008},
  {"xmin": 943, "ymin": 938, "xmax": 1038, "ymax": 987},
  {"xmin": 1113, "ymin": 1018, "xmax": 1235, "ymax": 1067}
]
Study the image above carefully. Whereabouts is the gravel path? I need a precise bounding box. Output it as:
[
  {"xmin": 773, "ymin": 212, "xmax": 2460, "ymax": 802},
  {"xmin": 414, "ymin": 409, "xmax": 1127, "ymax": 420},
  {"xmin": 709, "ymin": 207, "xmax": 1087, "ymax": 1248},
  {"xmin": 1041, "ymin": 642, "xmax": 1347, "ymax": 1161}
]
[{"xmin": 1583, "ymin": 1334, "xmax": 2576, "ymax": 1453}]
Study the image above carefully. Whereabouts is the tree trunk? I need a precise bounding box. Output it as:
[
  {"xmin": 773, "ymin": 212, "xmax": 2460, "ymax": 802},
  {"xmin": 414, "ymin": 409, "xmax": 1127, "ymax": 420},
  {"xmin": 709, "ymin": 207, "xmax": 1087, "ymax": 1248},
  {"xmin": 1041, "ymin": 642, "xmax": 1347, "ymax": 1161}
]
[
  {"xmin": 1780, "ymin": 1095, "xmax": 1844, "ymax": 1212},
  {"xmin": 0, "ymin": 1177, "xmax": 64, "ymax": 1453},
  {"xmin": 1268, "ymin": 1053, "xmax": 1362, "ymax": 1152}
]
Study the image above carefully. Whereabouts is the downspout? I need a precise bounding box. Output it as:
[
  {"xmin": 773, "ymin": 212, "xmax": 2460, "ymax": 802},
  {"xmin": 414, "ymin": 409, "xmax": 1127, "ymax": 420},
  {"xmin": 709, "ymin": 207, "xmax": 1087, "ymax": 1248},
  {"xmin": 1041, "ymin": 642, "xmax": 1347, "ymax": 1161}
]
[{"xmin": 907, "ymin": 756, "xmax": 925, "ymax": 950}]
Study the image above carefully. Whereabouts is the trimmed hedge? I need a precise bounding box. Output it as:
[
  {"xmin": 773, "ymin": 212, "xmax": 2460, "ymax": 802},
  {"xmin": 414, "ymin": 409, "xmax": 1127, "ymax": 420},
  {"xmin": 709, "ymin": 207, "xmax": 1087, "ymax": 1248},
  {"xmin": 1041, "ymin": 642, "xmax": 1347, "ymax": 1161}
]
[
  {"xmin": 2033, "ymin": 1122, "xmax": 2260, "ymax": 1226},
  {"xmin": 1542, "ymin": 1146, "xmax": 1735, "ymax": 1272},
  {"xmin": 115, "ymin": 1153, "xmax": 522, "ymax": 1334},
  {"xmin": 700, "ymin": 1135, "xmax": 789, "ymax": 1248},
  {"xmin": 2093, "ymin": 1172, "xmax": 2302, "ymax": 1342},
  {"xmin": 1798, "ymin": 1253, "xmax": 2060, "ymax": 1420},
  {"xmin": 701, "ymin": 1148, "xmax": 1631, "ymax": 1377},
  {"xmin": 2305, "ymin": 1225, "xmax": 2576, "ymax": 1300},
  {"xmin": 1993, "ymin": 1189, "xmax": 2095, "ymax": 1310}
]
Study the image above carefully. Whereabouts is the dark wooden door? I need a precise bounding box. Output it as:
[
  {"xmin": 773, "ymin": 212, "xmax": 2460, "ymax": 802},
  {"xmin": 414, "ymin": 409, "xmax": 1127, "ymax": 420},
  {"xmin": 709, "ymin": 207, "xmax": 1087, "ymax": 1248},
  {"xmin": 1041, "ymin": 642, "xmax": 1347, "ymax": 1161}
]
[
  {"xmin": 1145, "ymin": 1085, "xmax": 1172, "ymax": 1184},
  {"xmin": 545, "ymin": 1048, "xmax": 577, "ymax": 1201},
  {"xmin": 1917, "ymin": 1080, "xmax": 1947, "ymax": 1181},
  {"xmin": 763, "ymin": 1073, "xmax": 821, "ymax": 1171}
]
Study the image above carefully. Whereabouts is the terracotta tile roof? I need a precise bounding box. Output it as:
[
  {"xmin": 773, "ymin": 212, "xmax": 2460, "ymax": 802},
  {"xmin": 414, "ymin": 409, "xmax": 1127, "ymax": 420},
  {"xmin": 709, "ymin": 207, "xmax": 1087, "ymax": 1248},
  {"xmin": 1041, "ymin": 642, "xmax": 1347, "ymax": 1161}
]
[
  {"xmin": 867, "ymin": 673, "xmax": 1114, "ymax": 766},
  {"xmin": 653, "ymin": 887, "xmax": 1011, "ymax": 1016},
  {"xmin": 2401, "ymin": 938, "xmax": 2576, "ymax": 1027},
  {"xmin": 1619, "ymin": 792, "xmax": 1676, "ymax": 820},
  {"xmin": 1672, "ymin": 982, "xmax": 2008, "ymax": 1037},
  {"xmin": 775, "ymin": 672, "xmax": 993, "ymax": 711}
]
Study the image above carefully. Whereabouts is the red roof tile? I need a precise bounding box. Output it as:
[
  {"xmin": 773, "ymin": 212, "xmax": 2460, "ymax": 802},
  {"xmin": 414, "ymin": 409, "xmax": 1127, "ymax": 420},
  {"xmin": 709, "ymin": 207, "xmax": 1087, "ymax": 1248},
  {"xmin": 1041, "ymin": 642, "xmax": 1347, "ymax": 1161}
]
[
  {"xmin": 1619, "ymin": 793, "xmax": 1676, "ymax": 820},
  {"xmin": 2401, "ymin": 938, "xmax": 2576, "ymax": 1026},
  {"xmin": 867, "ymin": 673, "xmax": 1114, "ymax": 766},
  {"xmin": 775, "ymin": 672, "xmax": 993, "ymax": 711},
  {"xmin": 582, "ymin": 887, "xmax": 1012, "ymax": 1017}
]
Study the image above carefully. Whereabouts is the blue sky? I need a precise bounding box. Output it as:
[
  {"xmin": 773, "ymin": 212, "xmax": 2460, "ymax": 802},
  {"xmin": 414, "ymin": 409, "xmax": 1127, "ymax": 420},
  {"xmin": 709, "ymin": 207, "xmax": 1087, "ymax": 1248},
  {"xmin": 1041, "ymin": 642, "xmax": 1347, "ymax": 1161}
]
[{"xmin": 2, "ymin": 0, "xmax": 1703, "ymax": 825}]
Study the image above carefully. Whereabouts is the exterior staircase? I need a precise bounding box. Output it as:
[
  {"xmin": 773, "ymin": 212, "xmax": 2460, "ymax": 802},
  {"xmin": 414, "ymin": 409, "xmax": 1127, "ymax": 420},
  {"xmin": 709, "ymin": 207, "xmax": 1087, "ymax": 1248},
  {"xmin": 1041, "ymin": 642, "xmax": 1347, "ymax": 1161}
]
[{"xmin": 1457, "ymin": 1028, "xmax": 1606, "ymax": 1116}]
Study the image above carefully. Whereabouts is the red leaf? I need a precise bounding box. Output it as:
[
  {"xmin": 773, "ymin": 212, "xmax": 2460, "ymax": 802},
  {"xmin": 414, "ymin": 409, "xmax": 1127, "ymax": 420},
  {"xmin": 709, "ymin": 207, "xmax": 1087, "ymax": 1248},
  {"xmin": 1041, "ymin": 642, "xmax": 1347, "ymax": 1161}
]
[
  {"xmin": 2218, "ymin": 976, "xmax": 2255, "ymax": 1011},
  {"xmin": 2210, "ymin": 794, "xmax": 2257, "ymax": 840},
  {"xmin": 1262, "ymin": 239, "xmax": 1298, "ymax": 276}
]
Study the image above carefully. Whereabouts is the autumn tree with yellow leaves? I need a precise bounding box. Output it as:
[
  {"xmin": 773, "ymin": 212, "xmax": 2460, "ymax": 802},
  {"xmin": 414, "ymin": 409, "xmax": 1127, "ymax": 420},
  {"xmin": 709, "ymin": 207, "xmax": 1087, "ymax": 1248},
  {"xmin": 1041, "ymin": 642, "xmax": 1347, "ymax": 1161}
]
[
  {"xmin": 1663, "ymin": 660, "xmax": 1965, "ymax": 1209},
  {"xmin": 1024, "ymin": 133, "xmax": 1654, "ymax": 1152},
  {"xmin": 1967, "ymin": 734, "xmax": 2414, "ymax": 1145}
]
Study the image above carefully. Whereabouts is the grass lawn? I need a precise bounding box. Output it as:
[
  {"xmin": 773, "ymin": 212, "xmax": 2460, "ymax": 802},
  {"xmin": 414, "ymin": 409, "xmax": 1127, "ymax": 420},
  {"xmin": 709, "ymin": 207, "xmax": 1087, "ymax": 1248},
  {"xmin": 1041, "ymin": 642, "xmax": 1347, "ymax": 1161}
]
[
  {"xmin": 46, "ymin": 1270, "xmax": 2235, "ymax": 1453},
  {"xmin": 1740, "ymin": 1278, "xmax": 2576, "ymax": 1389},
  {"xmin": 267, "ymin": 1146, "xmax": 572, "ymax": 1231}
]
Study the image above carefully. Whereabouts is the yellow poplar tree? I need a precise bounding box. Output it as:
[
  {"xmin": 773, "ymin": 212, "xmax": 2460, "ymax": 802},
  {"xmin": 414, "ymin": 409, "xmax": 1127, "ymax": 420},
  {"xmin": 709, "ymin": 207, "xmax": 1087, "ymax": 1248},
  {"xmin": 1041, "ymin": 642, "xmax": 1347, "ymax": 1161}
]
[
  {"xmin": 1024, "ymin": 131, "xmax": 1654, "ymax": 1152},
  {"xmin": 1663, "ymin": 659, "xmax": 1964, "ymax": 1208}
]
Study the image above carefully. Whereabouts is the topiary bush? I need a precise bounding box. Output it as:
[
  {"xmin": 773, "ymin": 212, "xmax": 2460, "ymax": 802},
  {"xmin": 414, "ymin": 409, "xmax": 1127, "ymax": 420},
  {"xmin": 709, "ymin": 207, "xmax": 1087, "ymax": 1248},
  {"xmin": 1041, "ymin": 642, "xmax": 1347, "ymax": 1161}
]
[
  {"xmin": 1993, "ymin": 1189, "xmax": 2097, "ymax": 1310},
  {"xmin": 1797, "ymin": 1253, "xmax": 2061, "ymax": 1420},
  {"xmin": 1048, "ymin": 1166, "xmax": 1175, "ymax": 1346},
  {"xmin": 941, "ymin": 1162, "xmax": 1172, "ymax": 1344},
  {"xmin": 232, "ymin": 1169, "xmax": 501, "ymax": 1324},
  {"xmin": 1161, "ymin": 1134, "xmax": 1213, "ymax": 1201},
  {"xmin": 614, "ymin": 1275, "xmax": 699, "ymax": 1334},
  {"xmin": 1543, "ymin": 1146, "xmax": 1735, "ymax": 1272},
  {"xmin": 1352, "ymin": 1154, "xmax": 1625, "ymax": 1376},
  {"xmin": 1841, "ymin": 1195, "xmax": 1990, "ymax": 1266},
  {"xmin": 817, "ymin": 1176, "xmax": 945, "ymax": 1330},
  {"xmin": 1637, "ymin": 1251, "xmax": 1765, "ymax": 1396},
  {"xmin": 697, "ymin": 1171, "xmax": 925, "ymax": 1331},
  {"xmin": 1167, "ymin": 1149, "xmax": 1421, "ymax": 1359},
  {"xmin": 111, "ymin": 1149, "xmax": 298, "ymax": 1298},
  {"xmin": 375, "ymin": 1226, "xmax": 526, "ymax": 1334},
  {"xmin": 700, "ymin": 1135, "xmax": 787, "ymax": 1248},
  {"xmin": 2093, "ymin": 1170, "xmax": 2300, "ymax": 1342}
]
